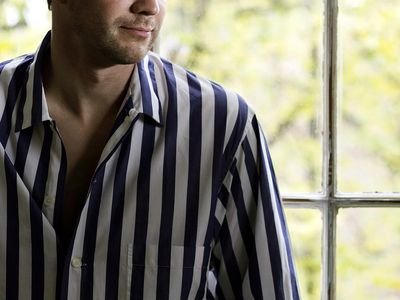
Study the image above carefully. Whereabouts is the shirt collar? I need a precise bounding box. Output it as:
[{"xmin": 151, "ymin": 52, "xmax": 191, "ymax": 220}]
[
  {"xmin": 16, "ymin": 31, "xmax": 163, "ymax": 132},
  {"xmin": 15, "ymin": 31, "xmax": 52, "ymax": 132},
  {"xmin": 128, "ymin": 54, "xmax": 163, "ymax": 126}
]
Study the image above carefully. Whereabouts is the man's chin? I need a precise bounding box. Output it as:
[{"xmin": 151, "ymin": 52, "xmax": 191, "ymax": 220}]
[{"xmin": 103, "ymin": 45, "xmax": 151, "ymax": 65}]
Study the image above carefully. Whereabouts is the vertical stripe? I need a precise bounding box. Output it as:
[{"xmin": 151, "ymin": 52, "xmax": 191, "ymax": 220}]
[
  {"xmin": 29, "ymin": 198, "xmax": 45, "ymax": 300},
  {"xmin": 204, "ymin": 82, "xmax": 227, "ymax": 248},
  {"xmin": 195, "ymin": 78, "xmax": 214, "ymax": 244},
  {"xmin": 0, "ymin": 59, "xmax": 12, "ymax": 74},
  {"xmin": 54, "ymin": 139, "xmax": 67, "ymax": 300},
  {"xmin": 253, "ymin": 203, "xmax": 276, "ymax": 299},
  {"xmin": 242, "ymin": 137, "xmax": 259, "ymax": 200},
  {"xmin": 222, "ymin": 95, "xmax": 248, "ymax": 173},
  {"xmin": 30, "ymin": 33, "xmax": 50, "ymax": 126},
  {"xmin": 131, "ymin": 122, "xmax": 155, "ymax": 299},
  {"xmin": 219, "ymin": 218, "xmax": 243, "ymax": 300},
  {"xmin": 109, "ymin": 97, "xmax": 134, "ymax": 135},
  {"xmin": 180, "ymin": 71, "xmax": 202, "ymax": 299},
  {"xmin": 197, "ymin": 82, "xmax": 228, "ymax": 299},
  {"xmin": 157, "ymin": 60, "xmax": 178, "ymax": 299},
  {"xmin": 229, "ymin": 164, "xmax": 263, "ymax": 298},
  {"xmin": 213, "ymin": 243, "xmax": 233, "ymax": 300},
  {"xmin": 0, "ymin": 57, "xmax": 32, "ymax": 146},
  {"xmin": 0, "ymin": 148, "xmax": 7, "ymax": 299},
  {"xmin": 92, "ymin": 157, "xmax": 117, "ymax": 300},
  {"xmin": 17, "ymin": 182, "xmax": 33, "ymax": 300},
  {"xmin": 32, "ymin": 124, "xmax": 52, "ymax": 205},
  {"xmin": 63, "ymin": 196, "xmax": 90, "ymax": 300},
  {"xmin": 130, "ymin": 56, "xmax": 157, "ymax": 300},
  {"xmin": 4, "ymin": 153, "xmax": 19, "ymax": 300},
  {"xmin": 42, "ymin": 223, "xmax": 57, "ymax": 300},
  {"xmin": 263, "ymin": 129, "xmax": 299, "ymax": 300},
  {"xmin": 14, "ymin": 78, "xmax": 27, "ymax": 131},
  {"xmin": 252, "ymin": 118, "xmax": 285, "ymax": 299},
  {"xmin": 118, "ymin": 119, "xmax": 143, "ymax": 299},
  {"xmin": 30, "ymin": 124, "xmax": 53, "ymax": 299},
  {"xmin": 141, "ymin": 127, "xmax": 163, "ymax": 300},
  {"xmin": 148, "ymin": 60, "xmax": 161, "ymax": 117},
  {"xmin": 14, "ymin": 128, "xmax": 33, "ymax": 176},
  {"xmin": 165, "ymin": 66, "xmax": 188, "ymax": 300},
  {"xmin": 80, "ymin": 167, "xmax": 106, "ymax": 300},
  {"xmin": 137, "ymin": 60, "xmax": 154, "ymax": 114},
  {"xmin": 105, "ymin": 133, "xmax": 132, "ymax": 298}
]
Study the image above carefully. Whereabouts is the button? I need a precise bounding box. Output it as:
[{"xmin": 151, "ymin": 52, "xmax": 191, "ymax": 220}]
[
  {"xmin": 71, "ymin": 257, "xmax": 82, "ymax": 268},
  {"xmin": 129, "ymin": 108, "xmax": 138, "ymax": 117},
  {"xmin": 43, "ymin": 195, "xmax": 55, "ymax": 207}
]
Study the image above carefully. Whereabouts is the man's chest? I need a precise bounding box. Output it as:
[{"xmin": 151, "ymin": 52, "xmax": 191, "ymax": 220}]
[{"xmin": 7, "ymin": 120, "xmax": 219, "ymax": 243}]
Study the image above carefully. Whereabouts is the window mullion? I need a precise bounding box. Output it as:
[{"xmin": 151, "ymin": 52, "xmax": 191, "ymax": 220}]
[
  {"xmin": 323, "ymin": 0, "xmax": 339, "ymax": 198},
  {"xmin": 322, "ymin": 0, "xmax": 339, "ymax": 299}
]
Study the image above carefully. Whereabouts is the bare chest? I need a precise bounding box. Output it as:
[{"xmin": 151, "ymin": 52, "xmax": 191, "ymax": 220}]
[{"xmin": 54, "ymin": 114, "xmax": 115, "ymax": 244}]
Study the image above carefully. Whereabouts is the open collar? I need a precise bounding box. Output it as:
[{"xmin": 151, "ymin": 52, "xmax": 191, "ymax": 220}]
[{"xmin": 15, "ymin": 31, "xmax": 164, "ymax": 132}]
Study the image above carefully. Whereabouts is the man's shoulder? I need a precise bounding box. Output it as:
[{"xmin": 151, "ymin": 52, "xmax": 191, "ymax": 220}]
[
  {"xmin": 146, "ymin": 52, "xmax": 251, "ymax": 113},
  {"xmin": 0, "ymin": 54, "xmax": 34, "ymax": 74},
  {"xmin": 0, "ymin": 54, "xmax": 35, "ymax": 96}
]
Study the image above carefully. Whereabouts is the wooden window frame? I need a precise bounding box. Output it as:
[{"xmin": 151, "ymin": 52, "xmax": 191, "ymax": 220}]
[{"xmin": 282, "ymin": 1, "xmax": 400, "ymax": 299}]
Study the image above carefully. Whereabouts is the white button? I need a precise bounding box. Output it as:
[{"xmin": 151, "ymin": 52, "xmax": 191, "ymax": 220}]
[
  {"xmin": 129, "ymin": 108, "xmax": 138, "ymax": 117},
  {"xmin": 71, "ymin": 257, "xmax": 82, "ymax": 268},
  {"xmin": 43, "ymin": 196, "xmax": 55, "ymax": 207}
]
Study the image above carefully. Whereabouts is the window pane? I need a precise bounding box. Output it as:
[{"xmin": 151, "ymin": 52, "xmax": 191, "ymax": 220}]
[
  {"xmin": 285, "ymin": 208, "xmax": 322, "ymax": 300},
  {"xmin": 337, "ymin": 208, "xmax": 400, "ymax": 299},
  {"xmin": 338, "ymin": 0, "xmax": 400, "ymax": 192},
  {"xmin": 161, "ymin": 0, "xmax": 324, "ymax": 193}
]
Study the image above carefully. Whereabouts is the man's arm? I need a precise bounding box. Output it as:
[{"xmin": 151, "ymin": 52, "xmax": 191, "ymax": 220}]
[{"xmin": 209, "ymin": 115, "xmax": 300, "ymax": 300}]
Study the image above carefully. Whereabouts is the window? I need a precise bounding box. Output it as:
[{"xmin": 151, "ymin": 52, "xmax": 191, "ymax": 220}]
[{"xmin": 159, "ymin": 0, "xmax": 400, "ymax": 299}]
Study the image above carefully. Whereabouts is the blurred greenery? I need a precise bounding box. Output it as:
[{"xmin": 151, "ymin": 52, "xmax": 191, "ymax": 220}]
[
  {"xmin": 0, "ymin": 0, "xmax": 49, "ymax": 60},
  {"xmin": 338, "ymin": 0, "xmax": 400, "ymax": 192},
  {"xmin": 2, "ymin": 0, "xmax": 400, "ymax": 299},
  {"xmin": 286, "ymin": 208, "xmax": 322, "ymax": 300},
  {"xmin": 337, "ymin": 208, "xmax": 400, "ymax": 299},
  {"xmin": 160, "ymin": 0, "xmax": 324, "ymax": 194}
]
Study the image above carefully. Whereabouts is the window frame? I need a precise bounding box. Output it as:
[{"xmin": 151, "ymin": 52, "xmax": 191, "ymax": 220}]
[{"xmin": 282, "ymin": 1, "xmax": 400, "ymax": 299}]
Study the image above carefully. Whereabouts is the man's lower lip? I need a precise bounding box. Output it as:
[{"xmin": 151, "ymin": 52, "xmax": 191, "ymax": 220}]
[{"xmin": 121, "ymin": 27, "xmax": 151, "ymax": 38}]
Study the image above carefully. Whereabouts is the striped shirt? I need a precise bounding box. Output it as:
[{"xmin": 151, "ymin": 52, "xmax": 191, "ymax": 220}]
[{"xmin": 0, "ymin": 32, "xmax": 299, "ymax": 300}]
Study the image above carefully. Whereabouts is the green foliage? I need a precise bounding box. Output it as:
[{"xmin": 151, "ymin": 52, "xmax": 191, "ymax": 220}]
[
  {"xmin": 0, "ymin": 0, "xmax": 49, "ymax": 60},
  {"xmin": 286, "ymin": 209, "xmax": 322, "ymax": 300},
  {"xmin": 161, "ymin": 0, "xmax": 324, "ymax": 193},
  {"xmin": 337, "ymin": 208, "xmax": 400, "ymax": 299},
  {"xmin": 338, "ymin": 0, "xmax": 400, "ymax": 192}
]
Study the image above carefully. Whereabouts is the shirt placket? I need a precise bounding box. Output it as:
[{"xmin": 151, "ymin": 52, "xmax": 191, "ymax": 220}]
[
  {"xmin": 39, "ymin": 121, "xmax": 63, "ymax": 227},
  {"xmin": 60, "ymin": 107, "xmax": 141, "ymax": 299}
]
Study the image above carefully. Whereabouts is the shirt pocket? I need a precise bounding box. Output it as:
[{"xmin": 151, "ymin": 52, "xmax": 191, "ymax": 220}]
[{"xmin": 126, "ymin": 244, "xmax": 208, "ymax": 299}]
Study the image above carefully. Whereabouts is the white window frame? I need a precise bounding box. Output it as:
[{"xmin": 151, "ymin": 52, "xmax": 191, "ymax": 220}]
[{"xmin": 282, "ymin": 1, "xmax": 400, "ymax": 299}]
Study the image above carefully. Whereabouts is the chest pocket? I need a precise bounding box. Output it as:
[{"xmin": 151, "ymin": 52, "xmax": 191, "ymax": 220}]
[{"xmin": 127, "ymin": 244, "xmax": 208, "ymax": 299}]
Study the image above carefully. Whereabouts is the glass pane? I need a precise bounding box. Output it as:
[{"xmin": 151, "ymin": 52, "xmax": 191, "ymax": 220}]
[
  {"xmin": 338, "ymin": 0, "xmax": 400, "ymax": 192},
  {"xmin": 161, "ymin": 0, "xmax": 324, "ymax": 193},
  {"xmin": 337, "ymin": 208, "xmax": 400, "ymax": 299},
  {"xmin": 285, "ymin": 208, "xmax": 322, "ymax": 300}
]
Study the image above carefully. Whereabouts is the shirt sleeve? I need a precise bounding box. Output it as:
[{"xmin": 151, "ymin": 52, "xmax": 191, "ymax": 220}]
[{"xmin": 208, "ymin": 115, "xmax": 300, "ymax": 300}]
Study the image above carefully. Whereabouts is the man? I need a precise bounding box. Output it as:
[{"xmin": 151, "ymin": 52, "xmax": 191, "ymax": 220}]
[{"xmin": 0, "ymin": 0, "xmax": 300, "ymax": 299}]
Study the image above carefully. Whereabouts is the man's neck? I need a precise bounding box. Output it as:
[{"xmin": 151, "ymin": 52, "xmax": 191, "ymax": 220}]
[{"xmin": 43, "ymin": 35, "xmax": 135, "ymax": 122}]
